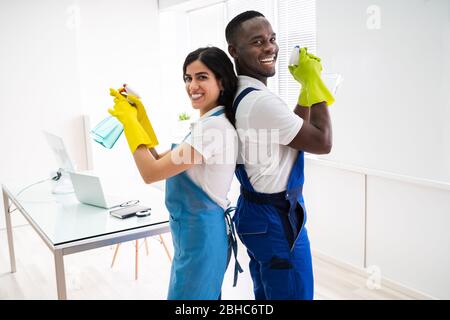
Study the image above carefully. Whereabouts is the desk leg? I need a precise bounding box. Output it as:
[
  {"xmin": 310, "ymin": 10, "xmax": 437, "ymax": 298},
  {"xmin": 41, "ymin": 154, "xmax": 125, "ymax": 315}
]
[
  {"xmin": 54, "ymin": 249, "xmax": 67, "ymax": 300},
  {"xmin": 2, "ymin": 188, "xmax": 16, "ymax": 273}
]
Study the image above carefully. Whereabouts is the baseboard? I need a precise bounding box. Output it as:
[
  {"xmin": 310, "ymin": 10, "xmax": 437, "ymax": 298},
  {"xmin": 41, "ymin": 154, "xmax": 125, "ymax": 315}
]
[{"xmin": 312, "ymin": 249, "xmax": 436, "ymax": 300}]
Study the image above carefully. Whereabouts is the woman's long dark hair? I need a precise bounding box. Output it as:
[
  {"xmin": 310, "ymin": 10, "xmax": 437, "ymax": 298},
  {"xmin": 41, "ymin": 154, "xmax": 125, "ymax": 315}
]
[{"xmin": 183, "ymin": 47, "xmax": 238, "ymax": 126}]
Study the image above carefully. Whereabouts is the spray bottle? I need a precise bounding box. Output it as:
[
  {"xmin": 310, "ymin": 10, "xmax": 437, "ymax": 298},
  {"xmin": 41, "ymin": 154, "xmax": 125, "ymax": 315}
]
[
  {"xmin": 288, "ymin": 46, "xmax": 343, "ymax": 95},
  {"xmin": 119, "ymin": 83, "xmax": 140, "ymax": 105},
  {"xmin": 289, "ymin": 45, "xmax": 301, "ymax": 66},
  {"xmin": 90, "ymin": 84, "xmax": 140, "ymax": 149}
]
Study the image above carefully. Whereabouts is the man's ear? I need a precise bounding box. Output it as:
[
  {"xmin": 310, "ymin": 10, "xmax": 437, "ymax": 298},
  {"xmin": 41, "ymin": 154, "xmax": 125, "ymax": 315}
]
[{"xmin": 228, "ymin": 44, "xmax": 237, "ymax": 59}]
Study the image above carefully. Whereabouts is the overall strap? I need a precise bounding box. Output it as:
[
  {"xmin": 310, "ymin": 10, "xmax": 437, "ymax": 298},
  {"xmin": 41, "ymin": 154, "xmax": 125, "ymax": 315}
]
[
  {"xmin": 232, "ymin": 87, "xmax": 260, "ymax": 192},
  {"xmin": 211, "ymin": 109, "xmax": 225, "ymax": 117},
  {"xmin": 286, "ymin": 151, "xmax": 305, "ymax": 191},
  {"xmin": 224, "ymin": 206, "xmax": 243, "ymax": 287},
  {"xmin": 183, "ymin": 108, "xmax": 225, "ymax": 141},
  {"xmin": 232, "ymin": 87, "xmax": 259, "ymax": 114}
]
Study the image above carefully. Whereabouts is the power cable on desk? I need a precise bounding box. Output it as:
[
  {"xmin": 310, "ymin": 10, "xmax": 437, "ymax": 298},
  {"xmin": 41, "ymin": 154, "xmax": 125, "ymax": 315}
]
[{"xmin": 7, "ymin": 171, "xmax": 62, "ymax": 214}]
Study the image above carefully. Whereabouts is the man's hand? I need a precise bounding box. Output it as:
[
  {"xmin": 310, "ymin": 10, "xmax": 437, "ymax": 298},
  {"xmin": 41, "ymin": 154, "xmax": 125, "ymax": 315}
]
[{"xmin": 288, "ymin": 48, "xmax": 334, "ymax": 107}]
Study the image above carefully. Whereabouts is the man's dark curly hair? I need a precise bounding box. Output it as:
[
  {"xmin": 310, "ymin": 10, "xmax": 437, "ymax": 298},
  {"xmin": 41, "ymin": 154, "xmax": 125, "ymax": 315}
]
[{"xmin": 225, "ymin": 10, "xmax": 265, "ymax": 45}]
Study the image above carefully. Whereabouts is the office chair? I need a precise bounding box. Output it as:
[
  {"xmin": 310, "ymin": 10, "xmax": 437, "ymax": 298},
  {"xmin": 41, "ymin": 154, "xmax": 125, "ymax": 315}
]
[{"xmin": 110, "ymin": 236, "xmax": 172, "ymax": 280}]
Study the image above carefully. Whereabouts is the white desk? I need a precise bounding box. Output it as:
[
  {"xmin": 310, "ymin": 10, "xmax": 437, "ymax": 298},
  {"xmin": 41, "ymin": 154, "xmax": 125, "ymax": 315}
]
[{"xmin": 2, "ymin": 180, "xmax": 170, "ymax": 299}]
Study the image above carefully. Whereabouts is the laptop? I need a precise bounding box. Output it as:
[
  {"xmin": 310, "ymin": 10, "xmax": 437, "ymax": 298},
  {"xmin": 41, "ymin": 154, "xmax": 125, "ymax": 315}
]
[{"xmin": 69, "ymin": 171, "xmax": 129, "ymax": 209}]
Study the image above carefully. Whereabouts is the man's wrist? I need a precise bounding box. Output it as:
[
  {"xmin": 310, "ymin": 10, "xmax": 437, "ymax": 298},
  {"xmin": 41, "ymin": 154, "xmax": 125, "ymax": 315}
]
[{"xmin": 298, "ymin": 89, "xmax": 312, "ymax": 108}]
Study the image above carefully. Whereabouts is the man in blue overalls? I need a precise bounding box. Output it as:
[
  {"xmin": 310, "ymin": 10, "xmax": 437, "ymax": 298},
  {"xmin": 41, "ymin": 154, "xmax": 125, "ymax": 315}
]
[{"xmin": 225, "ymin": 11, "xmax": 335, "ymax": 300}]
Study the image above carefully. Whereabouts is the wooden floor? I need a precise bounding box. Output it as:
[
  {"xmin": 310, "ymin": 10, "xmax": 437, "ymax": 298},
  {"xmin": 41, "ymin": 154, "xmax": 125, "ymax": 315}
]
[{"xmin": 0, "ymin": 223, "xmax": 417, "ymax": 300}]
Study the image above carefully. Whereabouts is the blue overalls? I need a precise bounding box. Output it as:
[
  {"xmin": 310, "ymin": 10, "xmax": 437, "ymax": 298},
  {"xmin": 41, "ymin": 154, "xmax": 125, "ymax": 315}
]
[
  {"xmin": 233, "ymin": 88, "xmax": 314, "ymax": 300},
  {"xmin": 165, "ymin": 108, "xmax": 242, "ymax": 300}
]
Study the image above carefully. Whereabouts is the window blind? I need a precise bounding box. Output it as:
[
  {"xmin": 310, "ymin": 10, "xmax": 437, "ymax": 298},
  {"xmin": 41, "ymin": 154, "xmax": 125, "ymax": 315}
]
[
  {"xmin": 226, "ymin": 0, "xmax": 274, "ymax": 24},
  {"xmin": 188, "ymin": 2, "xmax": 226, "ymax": 50},
  {"xmin": 159, "ymin": 0, "xmax": 317, "ymax": 109},
  {"xmin": 277, "ymin": 0, "xmax": 317, "ymax": 108}
]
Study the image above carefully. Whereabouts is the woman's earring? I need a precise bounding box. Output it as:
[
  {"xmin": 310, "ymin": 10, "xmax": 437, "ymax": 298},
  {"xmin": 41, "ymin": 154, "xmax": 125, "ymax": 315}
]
[{"xmin": 220, "ymin": 90, "xmax": 224, "ymax": 97}]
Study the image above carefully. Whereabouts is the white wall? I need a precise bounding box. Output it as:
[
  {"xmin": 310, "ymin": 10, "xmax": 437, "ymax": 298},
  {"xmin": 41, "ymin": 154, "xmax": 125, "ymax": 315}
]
[
  {"xmin": 159, "ymin": 0, "xmax": 224, "ymax": 11},
  {"xmin": 317, "ymin": 0, "xmax": 450, "ymax": 183},
  {"xmin": 75, "ymin": 0, "xmax": 164, "ymax": 183},
  {"xmin": 158, "ymin": 10, "xmax": 192, "ymax": 134},
  {"xmin": 304, "ymin": 0, "xmax": 450, "ymax": 300},
  {"xmin": 187, "ymin": 2, "xmax": 226, "ymax": 50},
  {"xmin": 366, "ymin": 175, "xmax": 450, "ymax": 299},
  {"xmin": 0, "ymin": 0, "xmax": 86, "ymax": 228},
  {"xmin": 0, "ymin": 0, "xmax": 85, "ymax": 183},
  {"xmin": 307, "ymin": 0, "xmax": 450, "ymax": 300},
  {"xmin": 443, "ymin": 14, "xmax": 450, "ymax": 179},
  {"xmin": 0, "ymin": 0, "xmax": 163, "ymax": 226},
  {"xmin": 304, "ymin": 158, "xmax": 450, "ymax": 299},
  {"xmin": 304, "ymin": 162, "xmax": 366, "ymax": 269}
]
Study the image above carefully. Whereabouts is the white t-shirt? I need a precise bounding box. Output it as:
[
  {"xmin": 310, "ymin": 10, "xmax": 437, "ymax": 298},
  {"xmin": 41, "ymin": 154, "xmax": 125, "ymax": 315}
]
[
  {"xmin": 184, "ymin": 106, "xmax": 238, "ymax": 209},
  {"xmin": 235, "ymin": 76, "xmax": 303, "ymax": 193}
]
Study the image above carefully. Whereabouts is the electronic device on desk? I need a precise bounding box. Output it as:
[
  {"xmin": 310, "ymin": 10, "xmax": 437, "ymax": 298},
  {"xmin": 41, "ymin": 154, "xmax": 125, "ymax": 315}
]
[
  {"xmin": 69, "ymin": 171, "xmax": 133, "ymax": 209},
  {"xmin": 110, "ymin": 206, "xmax": 152, "ymax": 219},
  {"xmin": 43, "ymin": 131, "xmax": 76, "ymax": 194}
]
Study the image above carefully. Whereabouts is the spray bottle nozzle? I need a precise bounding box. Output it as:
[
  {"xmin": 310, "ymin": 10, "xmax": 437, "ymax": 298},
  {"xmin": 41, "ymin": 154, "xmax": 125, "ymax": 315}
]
[
  {"xmin": 119, "ymin": 84, "xmax": 140, "ymax": 106},
  {"xmin": 289, "ymin": 45, "xmax": 301, "ymax": 66}
]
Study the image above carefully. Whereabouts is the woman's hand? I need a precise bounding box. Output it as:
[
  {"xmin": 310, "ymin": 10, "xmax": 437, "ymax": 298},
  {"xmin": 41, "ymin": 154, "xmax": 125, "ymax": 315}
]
[
  {"xmin": 126, "ymin": 94, "xmax": 159, "ymax": 147},
  {"xmin": 108, "ymin": 88, "xmax": 156, "ymax": 153},
  {"xmin": 108, "ymin": 88, "xmax": 138, "ymax": 124}
]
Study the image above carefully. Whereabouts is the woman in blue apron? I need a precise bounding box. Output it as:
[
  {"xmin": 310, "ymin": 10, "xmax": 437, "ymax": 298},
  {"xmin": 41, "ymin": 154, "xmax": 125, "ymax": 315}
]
[{"xmin": 108, "ymin": 46, "xmax": 242, "ymax": 300}]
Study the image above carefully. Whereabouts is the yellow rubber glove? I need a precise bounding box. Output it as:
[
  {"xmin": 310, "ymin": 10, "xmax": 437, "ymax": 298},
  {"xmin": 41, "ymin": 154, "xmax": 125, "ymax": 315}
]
[
  {"xmin": 288, "ymin": 47, "xmax": 335, "ymax": 107},
  {"xmin": 108, "ymin": 89, "xmax": 157, "ymax": 153},
  {"xmin": 125, "ymin": 94, "xmax": 159, "ymax": 148}
]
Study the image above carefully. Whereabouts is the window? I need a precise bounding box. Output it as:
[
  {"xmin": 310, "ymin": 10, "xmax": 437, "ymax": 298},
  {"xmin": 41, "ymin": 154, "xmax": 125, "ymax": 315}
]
[
  {"xmin": 187, "ymin": 2, "xmax": 226, "ymax": 50},
  {"xmin": 158, "ymin": 0, "xmax": 317, "ymax": 130},
  {"xmin": 277, "ymin": 0, "xmax": 316, "ymax": 107}
]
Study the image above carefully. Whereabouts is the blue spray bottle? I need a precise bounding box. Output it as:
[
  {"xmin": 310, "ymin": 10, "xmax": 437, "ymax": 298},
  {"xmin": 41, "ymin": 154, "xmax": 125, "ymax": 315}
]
[{"xmin": 90, "ymin": 84, "xmax": 139, "ymax": 149}]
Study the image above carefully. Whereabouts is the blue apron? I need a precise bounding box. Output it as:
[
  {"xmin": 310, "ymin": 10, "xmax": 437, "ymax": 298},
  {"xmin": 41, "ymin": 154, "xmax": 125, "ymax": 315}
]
[
  {"xmin": 165, "ymin": 108, "xmax": 242, "ymax": 300},
  {"xmin": 232, "ymin": 87, "xmax": 314, "ymax": 300}
]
